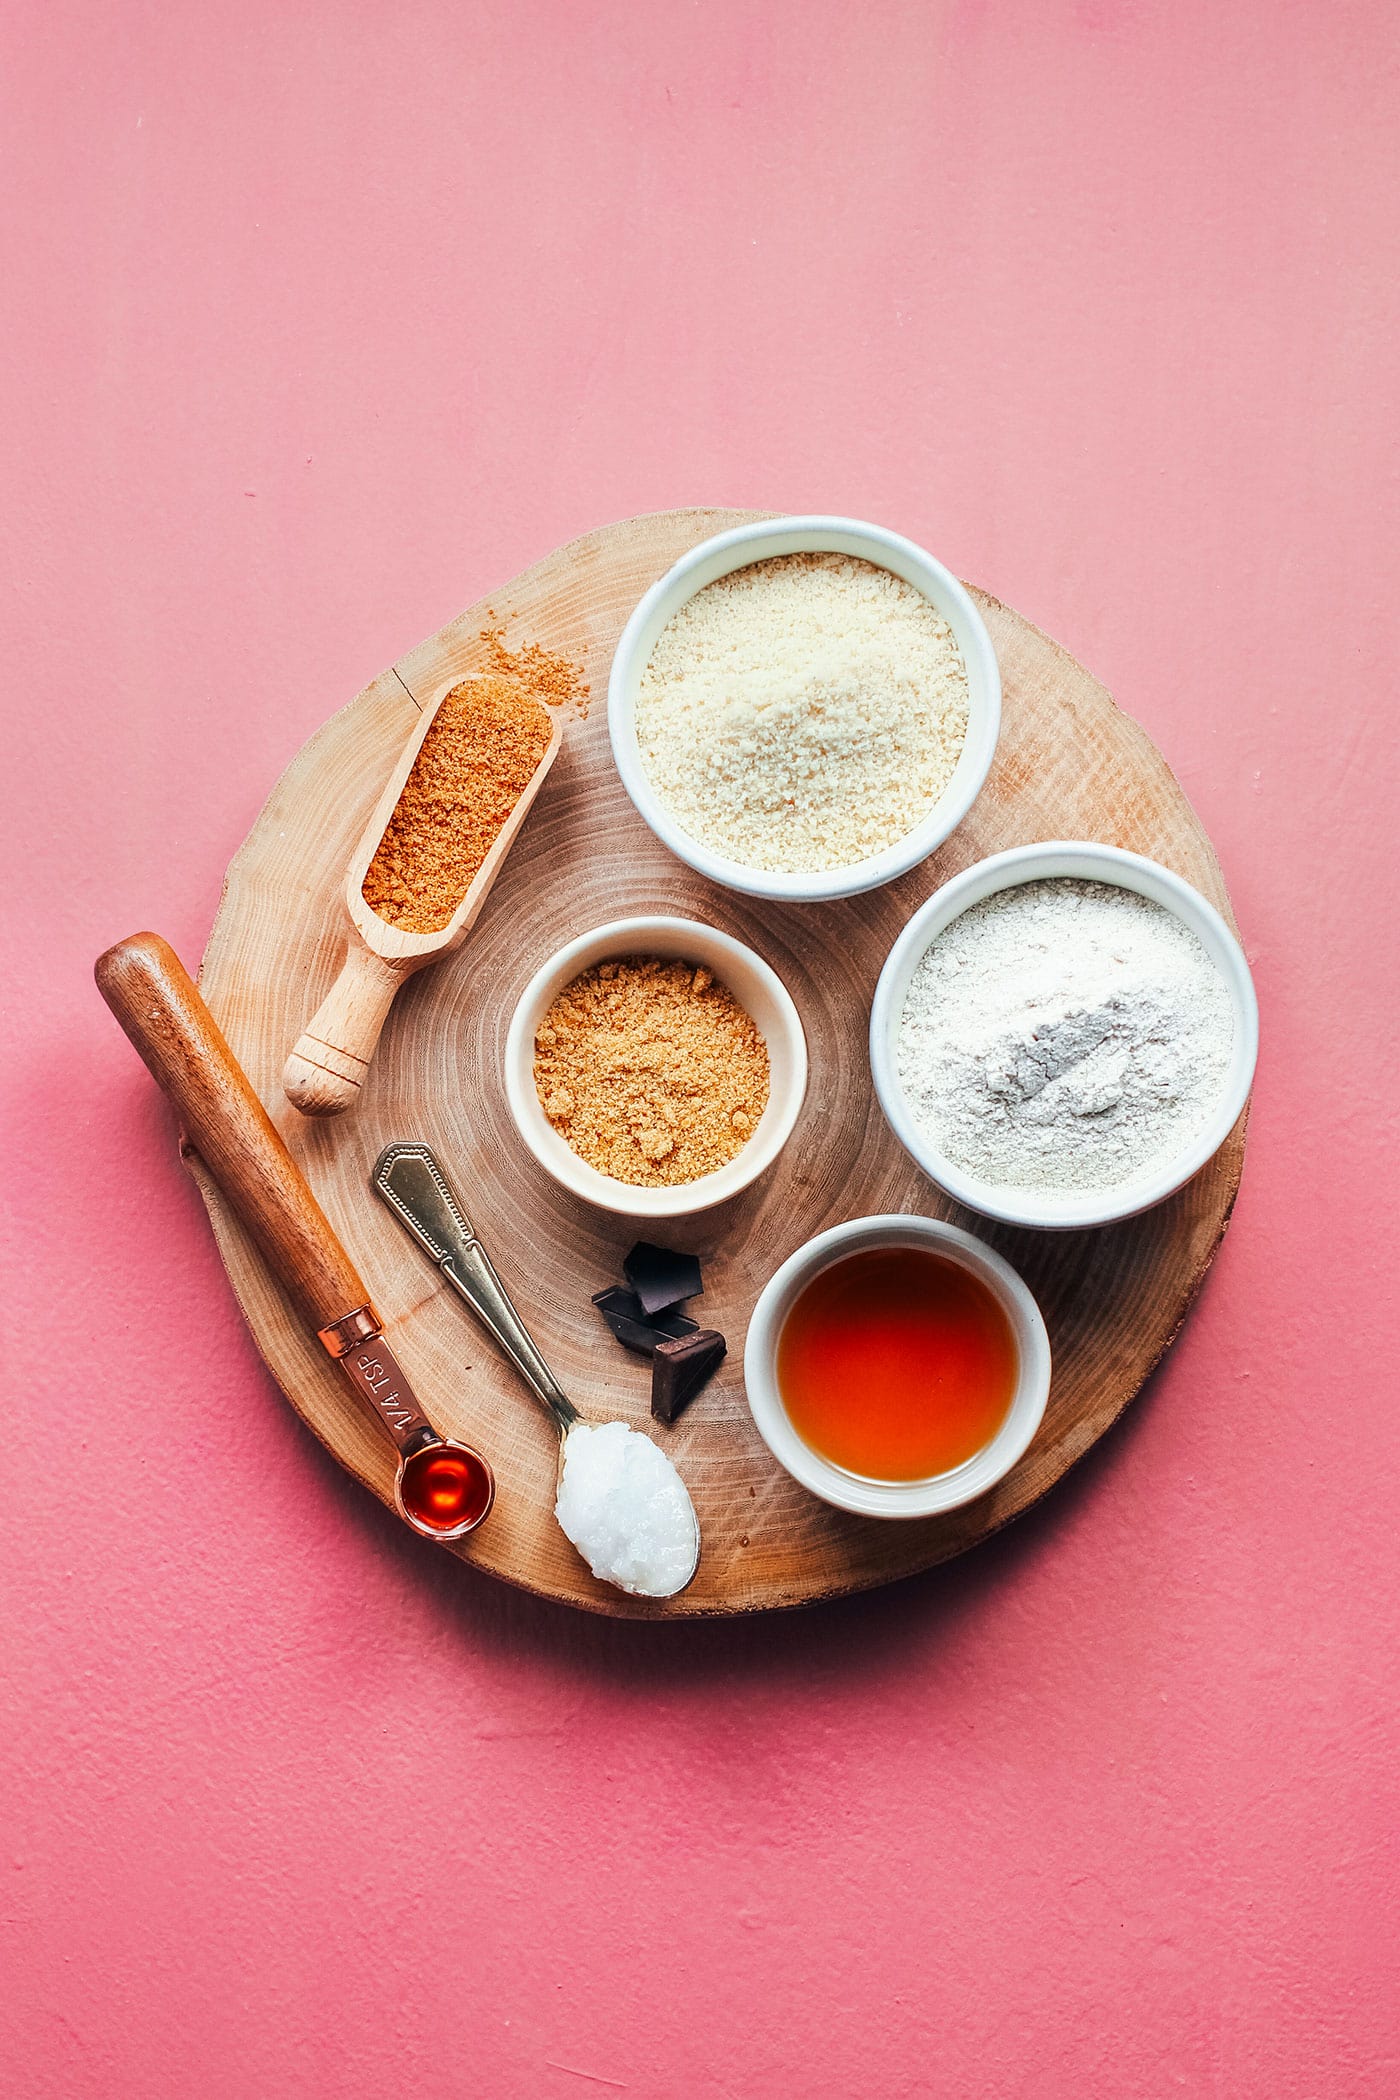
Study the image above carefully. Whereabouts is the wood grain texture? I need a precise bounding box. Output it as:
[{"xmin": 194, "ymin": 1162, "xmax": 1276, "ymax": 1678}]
[{"xmin": 194, "ymin": 508, "xmax": 1248, "ymax": 1618}]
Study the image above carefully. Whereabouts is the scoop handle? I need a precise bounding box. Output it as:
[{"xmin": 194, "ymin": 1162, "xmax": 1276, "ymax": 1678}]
[
  {"xmin": 283, "ymin": 941, "xmax": 410, "ymax": 1118},
  {"xmin": 95, "ymin": 931, "xmax": 373, "ymax": 1334}
]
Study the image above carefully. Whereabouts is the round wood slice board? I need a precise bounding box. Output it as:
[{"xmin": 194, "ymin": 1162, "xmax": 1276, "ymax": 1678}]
[{"xmin": 195, "ymin": 507, "xmax": 1248, "ymax": 1619}]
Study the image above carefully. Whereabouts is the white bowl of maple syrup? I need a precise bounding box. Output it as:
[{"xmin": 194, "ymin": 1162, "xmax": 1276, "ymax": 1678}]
[{"xmin": 743, "ymin": 1215, "xmax": 1051, "ymax": 1518}]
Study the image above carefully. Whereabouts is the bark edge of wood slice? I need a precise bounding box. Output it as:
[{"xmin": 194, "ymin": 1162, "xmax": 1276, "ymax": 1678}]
[{"xmin": 193, "ymin": 507, "xmax": 1248, "ymax": 1619}]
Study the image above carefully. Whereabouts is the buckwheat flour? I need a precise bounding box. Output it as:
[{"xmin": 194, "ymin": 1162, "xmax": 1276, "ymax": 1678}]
[{"xmin": 896, "ymin": 879, "xmax": 1235, "ymax": 1192}]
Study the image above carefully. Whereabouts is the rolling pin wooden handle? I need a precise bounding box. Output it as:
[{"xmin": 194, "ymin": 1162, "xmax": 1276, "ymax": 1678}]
[
  {"xmin": 94, "ymin": 932, "xmax": 374, "ymax": 1336},
  {"xmin": 282, "ymin": 943, "xmax": 410, "ymax": 1118}
]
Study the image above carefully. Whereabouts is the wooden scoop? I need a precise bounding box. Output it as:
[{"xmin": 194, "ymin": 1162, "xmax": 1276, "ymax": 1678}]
[{"xmin": 283, "ymin": 675, "xmax": 562, "ymax": 1117}]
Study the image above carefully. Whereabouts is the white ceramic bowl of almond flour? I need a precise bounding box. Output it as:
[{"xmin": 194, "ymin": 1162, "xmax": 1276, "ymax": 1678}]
[
  {"xmin": 869, "ymin": 843, "xmax": 1258, "ymax": 1230},
  {"xmin": 608, "ymin": 516, "xmax": 1002, "ymax": 902}
]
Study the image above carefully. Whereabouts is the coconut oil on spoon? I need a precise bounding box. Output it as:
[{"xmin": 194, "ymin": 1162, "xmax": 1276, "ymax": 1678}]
[{"xmin": 373, "ymin": 1143, "xmax": 700, "ymax": 1599}]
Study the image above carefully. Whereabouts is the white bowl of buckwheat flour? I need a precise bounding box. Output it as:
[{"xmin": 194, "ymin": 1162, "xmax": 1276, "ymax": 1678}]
[
  {"xmin": 608, "ymin": 517, "xmax": 1001, "ymax": 902},
  {"xmin": 870, "ymin": 843, "xmax": 1258, "ymax": 1230}
]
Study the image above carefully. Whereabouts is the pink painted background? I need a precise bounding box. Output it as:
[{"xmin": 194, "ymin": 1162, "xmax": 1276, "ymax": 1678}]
[{"xmin": 3, "ymin": 3, "xmax": 1398, "ymax": 2094}]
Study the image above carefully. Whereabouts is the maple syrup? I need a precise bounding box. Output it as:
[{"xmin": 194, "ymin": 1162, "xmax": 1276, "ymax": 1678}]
[
  {"xmin": 399, "ymin": 1444, "xmax": 493, "ymax": 1533},
  {"xmin": 776, "ymin": 1245, "xmax": 1017, "ymax": 1481}
]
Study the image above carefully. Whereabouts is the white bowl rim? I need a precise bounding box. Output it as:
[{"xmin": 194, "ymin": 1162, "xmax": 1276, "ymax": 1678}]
[
  {"xmin": 869, "ymin": 841, "xmax": 1260, "ymax": 1231},
  {"xmin": 742, "ymin": 1213, "xmax": 1052, "ymax": 1518},
  {"xmin": 607, "ymin": 514, "xmax": 1002, "ymax": 902},
  {"xmin": 503, "ymin": 913, "xmax": 809, "ymax": 1218}
]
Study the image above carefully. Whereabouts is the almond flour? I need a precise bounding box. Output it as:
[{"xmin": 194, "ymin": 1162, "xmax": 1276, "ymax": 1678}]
[{"xmin": 635, "ymin": 552, "xmax": 969, "ymax": 872}]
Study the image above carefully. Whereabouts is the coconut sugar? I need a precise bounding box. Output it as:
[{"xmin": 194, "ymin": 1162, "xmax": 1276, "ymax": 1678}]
[
  {"xmin": 362, "ymin": 675, "xmax": 552, "ymax": 933},
  {"xmin": 635, "ymin": 552, "xmax": 969, "ymax": 872},
  {"xmin": 534, "ymin": 956, "xmax": 770, "ymax": 1187}
]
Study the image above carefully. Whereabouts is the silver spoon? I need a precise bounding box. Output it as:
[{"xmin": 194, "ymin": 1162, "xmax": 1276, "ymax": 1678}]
[{"xmin": 372, "ymin": 1142, "xmax": 700, "ymax": 1599}]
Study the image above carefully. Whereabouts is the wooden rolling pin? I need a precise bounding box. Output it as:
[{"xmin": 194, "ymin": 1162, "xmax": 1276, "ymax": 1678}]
[{"xmin": 282, "ymin": 674, "xmax": 562, "ymax": 1118}]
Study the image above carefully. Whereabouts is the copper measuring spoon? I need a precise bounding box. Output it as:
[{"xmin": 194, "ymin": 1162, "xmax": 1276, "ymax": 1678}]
[{"xmin": 95, "ymin": 933, "xmax": 495, "ymax": 1543}]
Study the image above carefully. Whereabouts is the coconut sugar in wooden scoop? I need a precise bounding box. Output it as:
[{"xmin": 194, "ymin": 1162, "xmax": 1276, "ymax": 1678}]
[{"xmin": 284, "ymin": 673, "xmax": 562, "ymax": 1116}]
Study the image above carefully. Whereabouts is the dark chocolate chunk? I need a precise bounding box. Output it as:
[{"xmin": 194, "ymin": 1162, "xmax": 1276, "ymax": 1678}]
[
  {"xmin": 603, "ymin": 1311, "xmax": 686, "ymax": 1357},
  {"xmin": 592, "ymin": 1285, "xmax": 698, "ymax": 1356},
  {"xmin": 651, "ymin": 1328, "xmax": 727, "ymax": 1423},
  {"xmin": 623, "ymin": 1241, "xmax": 704, "ymax": 1317},
  {"xmin": 591, "ymin": 1284, "xmax": 645, "ymax": 1320}
]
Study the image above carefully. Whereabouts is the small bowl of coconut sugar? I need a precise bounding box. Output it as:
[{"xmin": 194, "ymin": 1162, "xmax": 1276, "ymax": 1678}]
[
  {"xmin": 869, "ymin": 842, "xmax": 1259, "ymax": 1230},
  {"xmin": 608, "ymin": 517, "xmax": 1002, "ymax": 902},
  {"xmin": 504, "ymin": 915, "xmax": 808, "ymax": 1217}
]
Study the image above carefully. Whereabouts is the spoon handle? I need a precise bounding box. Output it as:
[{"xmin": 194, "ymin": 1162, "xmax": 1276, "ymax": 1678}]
[{"xmin": 373, "ymin": 1142, "xmax": 580, "ymax": 1438}]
